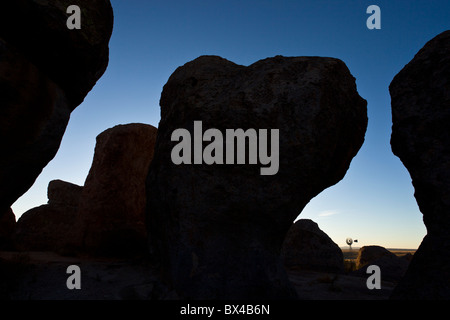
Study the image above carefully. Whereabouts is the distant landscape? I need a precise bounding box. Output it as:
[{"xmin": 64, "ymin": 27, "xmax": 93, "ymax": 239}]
[{"xmin": 341, "ymin": 248, "xmax": 416, "ymax": 260}]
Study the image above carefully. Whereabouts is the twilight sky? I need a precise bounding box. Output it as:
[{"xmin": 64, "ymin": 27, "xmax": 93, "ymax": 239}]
[{"xmin": 12, "ymin": 0, "xmax": 450, "ymax": 249}]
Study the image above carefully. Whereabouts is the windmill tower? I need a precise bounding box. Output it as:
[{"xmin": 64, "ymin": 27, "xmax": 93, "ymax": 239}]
[{"xmin": 346, "ymin": 237, "xmax": 353, "ymax": 250}]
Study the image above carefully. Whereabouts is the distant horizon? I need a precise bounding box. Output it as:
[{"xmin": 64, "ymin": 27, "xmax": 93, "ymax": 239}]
[{"xmin": 339, "ymin": 246, "xmax": 417, "ymax": 251}]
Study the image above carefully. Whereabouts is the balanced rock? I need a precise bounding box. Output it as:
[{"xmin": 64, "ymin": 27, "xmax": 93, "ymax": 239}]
[
  {"xmin": 281, "ymin": 219, "xmax": 344, "ymax": 273},
  {"xmin": 0, "ymin": 0, "xmax": 113, "ymax": 218},
  {"xmin": 390, "ymin": 30, "xmax": 450, "ymax": 299},
  {"xmin": 77, "ymin": 123, "xmax": 158, "ymax": 257},
  {"xmin": 146, "ymin": 55, "xmax": 367, "ymax": 299},
  {"xmin": 14, "ymin": 180, "xmax": 82, "ymax": 254}
]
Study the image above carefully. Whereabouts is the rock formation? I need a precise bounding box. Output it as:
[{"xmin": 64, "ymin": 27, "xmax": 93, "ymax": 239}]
[
  {"xmin": 353, "ymin": 246, "xmax": 410, "ymax": 283},
  {"xmin": 0, "ymin": 0, "xmax": 113, "ymax": 218},
  {"xmin": 14, "ymin": 180, "xmax": 82, "ymax": 254},
  {"xmin": 47, "ymin": 179, "xmax": 83, "ymax": 207},
  {"xmin": 146, "ymin": 55, "xmax": 367, "ymax": 299},
  {"xmin": 14, "ymin": 124, "xmax": 157, "ymax": 257},
  {"xmin": 0, "ymin": 208, "xmax": 16, "ymax": 250},
  {"xmin": 390, "ymin": 30, "xmax": 450, "ymax": 299},
  {"xmin": 281, "ymin": 219, "xmax": 344, "ymax": 273},
  {"xmin": 77, "ymin": 123, "xmax": 158, "ymax": 257},
  {"xmin": 355, "ymin": 245, "xmax": 396, "ymax": 270}
]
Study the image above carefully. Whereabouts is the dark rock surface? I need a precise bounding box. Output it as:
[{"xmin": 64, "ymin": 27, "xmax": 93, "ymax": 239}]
[
  {"xmin": 0, "ymin": 0, "xmax": 113, "ymax": 217},
  {"xmin": 13, "ymin": 123, "xmax": 157, "ymax": 257},
  {"xmin": 0, "ymin": 0, "xmax": 114, "ymax": 107},
  {"xmin": 77, "ymin": 123, "xmax": 158, "ymax": 257},
  {"xmin": 0, "ymin": 208, "xmax": 16, "ymax": 250},
  {"xmin": 390, "ymin": 30, "xmax": 450, "ymax": 299},
  {"xmin": 355, "ymin": 245, "xmax": 396, "ymax": 270},
  {"xmin": 0, "ymin": 252, "xmax": 177, "ymax": 300},
  {"xmin": 146, "ymin": 55, "xmax": 367, "ymax": 299},
  {"xmin": 352, "ymin": 245, "xmax": 410, "ymax": 283},
  {"xmin": 0, "ymin": 251, "xmax": 396, "ymax": 300},
  {"xmin": 281, "ymin": 219, "xmax": 344, "ymax": 273},
  {"xmin": 48, "ymin": 179, "xmax": 83, "ymax": 207},
  {"xmin": 14, "ymin": 180, "xmax": 82, "ymax": 254},
  {"xmin": 0, "ymin": 41, "xmax": 72, "ymax": 217}
]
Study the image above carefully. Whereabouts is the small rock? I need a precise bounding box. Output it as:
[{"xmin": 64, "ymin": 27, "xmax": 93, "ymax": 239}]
[
  {"xmin": 353, "ymin": 246, "xmax": 409, "ymax": 283},
  {"xmin": 281, "ymin": 219, "xmax": 344, "ymax": 273},
  {"xmin": 355, "ymin": 245, "xmax": 396, "ymax": 270}
]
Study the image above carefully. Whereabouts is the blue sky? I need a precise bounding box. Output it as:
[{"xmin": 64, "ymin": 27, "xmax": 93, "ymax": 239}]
[{"xmin": 11, "ymin": 0, "xmax": 450, "ymax": 249}]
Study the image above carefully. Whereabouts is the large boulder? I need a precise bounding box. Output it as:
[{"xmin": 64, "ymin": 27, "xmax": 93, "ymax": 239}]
[
  {"xmin": 77, "ymin": 123, "xmax": 158, "ymax": 257},
  {"xmin": 390, "ymin": 30, "xmax": 450, "ymax": 299},
  {"xmin": 14, "ymin": 180, "xmax": 82, "ymax": 254},
  {"xmin": 0, "ymin": 42, "xmax": 71, "ymax": 217},
  {"xmin": 0, "ymin": 0, "xmax": 113, "ymax": 217},
  {"xmin": 281, "ymin": 219, "xmax": 344, "ymax": 273},
  {"xmin": 146, "ymin": 55, "xmax": 367, "ymax": 299},
  {"xmin": 0, "ymin": 0, "xmax": 113, "ymax": 108}
]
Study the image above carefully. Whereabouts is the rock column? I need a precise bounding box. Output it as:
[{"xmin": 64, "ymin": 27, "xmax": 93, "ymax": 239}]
[
  {"xmin": 146, "ymin": 55, "xmax": 367, "ymax": 299},
  {"xmin": 390, "ymin": 30, "xmax": 450, "ymax": 299}
]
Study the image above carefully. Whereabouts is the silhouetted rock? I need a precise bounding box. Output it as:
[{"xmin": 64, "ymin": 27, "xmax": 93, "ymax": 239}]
[
  {"xmin": 0, "ymin": 0, "xmax": 114, "ymax": 107},
  {"xmin": 14, "ymin": 180, "xmax": 82, "ymax": 254},
  {"xmin": 77, "ymin": 123, "xmax": 158, "ymax": 257},
  {"xmin": 146, "ymin": 55, "xmax": 367, "ymax": 299},
  {"xmin": 14, "ymin": 204, "xmax": 80, "ymax": 255},
  {"xmin": 401, "ymin": 252, "xmax": 413, "ymax": 262},
  {"xmin": 390, "ymin": 30, "xmax": 450, "ymax": 299},
  {"xmin": 0, "ymin": 208, "xmax": 16, "ymax": 250},
  {"xmin": 48, "ymin": 179, "xmax": 83, "ymax": 207},
  {"xmin": 0, "ymin": 41, "xmax": 72, "ymax": 218},
  {"xmin": 353, "ymin": 246, "xmax": 410, "ymax": 283},
  {"xmin": 13, "ymin": 179, "xmax": 83, "ymax": 254},
  {"xmin": 14, "ymin": 124, "xmax": 157, "ymax": 257},
  {"xmin": 0, "ymin": 0, "xmax": 113, "ymax": 219},
  {"xmin": 281, "ymin": 219, "xmax": 344, "ymax": 273},
  {"xmin": 355, "ymin": 245, "xmax": 396, "ymax": 270}
]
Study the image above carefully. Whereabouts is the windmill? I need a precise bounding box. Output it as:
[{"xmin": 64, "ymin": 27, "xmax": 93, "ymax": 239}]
[
  {"xmin": 346, "ymin": 237, "xmax": 353, "ymax": 250},
  {"xmin": 346, "ymin": 237, "xmax": 358, "ymax": 250}
]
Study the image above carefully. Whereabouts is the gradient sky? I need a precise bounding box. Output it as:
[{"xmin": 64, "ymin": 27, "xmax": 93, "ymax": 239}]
[{"xmin": 11, "ymin": 0, "xmax": 450, "ymax": 249}]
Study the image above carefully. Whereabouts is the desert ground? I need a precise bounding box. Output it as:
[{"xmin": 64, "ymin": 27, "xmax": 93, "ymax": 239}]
[
  {"xmin": 287, "ymin": 248, "xmax": 416, "ymax": 300},
  {"xmin": 0, "ymin": 248, "xmax": 416, "ymax": 300}
]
